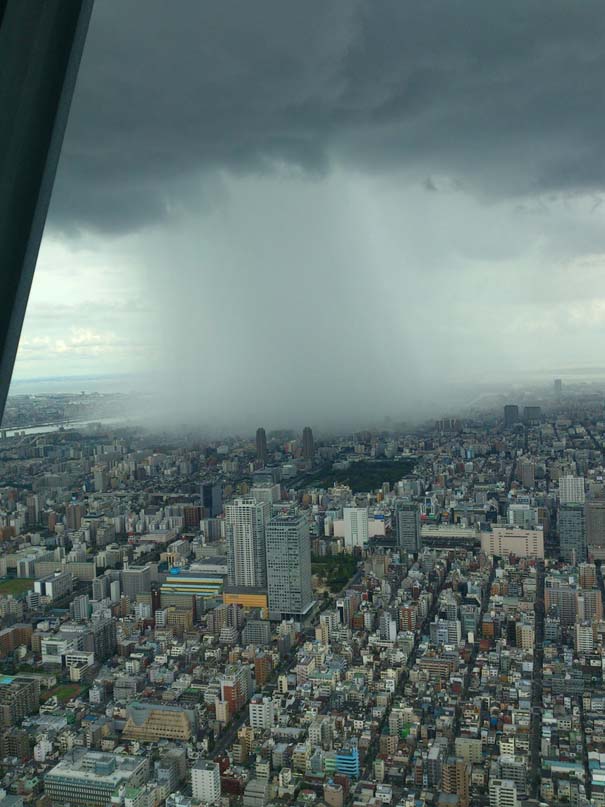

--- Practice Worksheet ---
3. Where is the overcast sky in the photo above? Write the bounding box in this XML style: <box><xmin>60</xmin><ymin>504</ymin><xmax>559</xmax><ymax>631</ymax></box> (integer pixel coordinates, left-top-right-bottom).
<box><xmin>13</xmin><ymin>1</ymin><xmax>605</xmax><ymax>428</ymax></box>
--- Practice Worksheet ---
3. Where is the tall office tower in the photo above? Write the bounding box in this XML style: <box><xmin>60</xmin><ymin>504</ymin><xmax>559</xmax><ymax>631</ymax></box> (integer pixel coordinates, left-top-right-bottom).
<box><xmin>201</xmin><ymin>482</ymin><xmax>223</xmax><ymax>518</ymax></box>
<box><xmin>191</xmin><ymin>760</ymin><xmax>221</xmax><ymax>805</ymax></box>
<box><xmin>394</xmin><ymin>500</ymin><xmax>422</xmax><ymax>554</ymax></box>
<box><xmin>343</xmin><ymin>507</ymin><xmax>369</xmax><ymax>549</ymax></box>
<box><xmin>121</xmin><ymin>564</ymin><xmax>151</xmax><ymax>601</ymax></box>
<box><xmin>225</xmin><ymin>498</ymin><xmax>270</xmax><ymax>588</ymax></box>
<box><xmin>559</xmin><ymin>503</ymin><xmax>587</xmax><ymax>563</ymax></box>
<box><xmin>586</xmin><ymin>499</ymin><xmax>605</xmax><ymax>559</ymax></box>
<box><xmin>559</xmin><ymin>475</ymin><xmax>585</xmax><ymax>504</ymax></box>
<box><xmin>554</xmin><ymin>378</ymin><xmax>563</xmax><ymax>397</ymax></box>
<box><xmin>256</xmin><ymin>427</ymin><xmax>267</xmax><ymax>463</ymax></box>
<box><xmin>523</xmin><ymin>405</ymin><xmax>542</xmax><ymax>423</ymax></box>
<box><xmin>26</xmin><ymin>494</ymin><xmax>39</xmax><ymax>526</ymax></box>
<box><xmin>503</xmin><ymin>405</ymin><xmax>519</xmax><ymax>429</ymax></box>
<box><xmin>302</xmin><ymin>426</ymin><xmax>314</xmax><ymax>461</ymax></box>
<box><xmin>266</xmin><ymin>512</ymin><xmax>313</xmax><ymax>621</ymax></box>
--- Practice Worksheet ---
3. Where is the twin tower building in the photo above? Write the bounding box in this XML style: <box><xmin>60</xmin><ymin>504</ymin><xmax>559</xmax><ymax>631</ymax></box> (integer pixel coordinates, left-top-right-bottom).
<box><xmin>225</xmin><ymin>496</ymin><xmax>421</xmax><ymax>625</ymax></box>
<box><xmin>225</xmin><ymin>499</ymin><xmax>313</xmax><ymax>623</ymax></box>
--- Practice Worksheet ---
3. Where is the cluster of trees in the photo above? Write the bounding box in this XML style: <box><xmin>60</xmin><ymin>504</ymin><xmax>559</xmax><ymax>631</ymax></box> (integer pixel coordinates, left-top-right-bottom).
<box><xmin>311</xmin><ymin>553</ymin><xmax>358</xmax><ymax>593</ymax></box>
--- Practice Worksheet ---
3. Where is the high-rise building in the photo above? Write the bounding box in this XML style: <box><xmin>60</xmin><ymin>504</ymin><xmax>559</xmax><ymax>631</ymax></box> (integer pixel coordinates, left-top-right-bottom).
<box><xmin>379</xmin><ymin>612</ymin><xmax>397</xmax><ymax>641</ymax></box>
<box><xmin>517</xmin><ymin>458</ymin><xmax>535</xmax><ymax>489</ymax></box>
<box><xmin>92</xmin><ymin>575</ymin><xmax>109</xmax><ymax>601</ymax></box>
<box><xmin>71</xmin><ymin>594</ymin><xmax>90</xmax><ymax>621</ymax></box>
<box><xmin>503</xmin><ymin>405</ymin><xmax>519</xmax><ymax>429</ymax></box>
<box><xmin>93</xmin><ymin>466</ymin><xmax>109</xmax><ymax>493</ymax></box>
<box><xmin>256</xmin><ymin>427</ymin><xmax>267</xmax><ymax>463</ymax></box>
<box><xmin>225</xmin><ymin>498</ymin><xmax>270</xmax><ymax>589</ymax></box>
<box><xmin>545</xmin><ymin>575</ymin><xmax>578</xmax><ymax>626</ymax></box>
<box><xmin>155</xmin><ymin>749</ymin><xmax>187</xmax><ymax>796</ymax></box>
<box><xmin>394</xmin><ymin>500</ymin><xmax>422</xmax><ymax>554</ymax></box>
<box><xmin>554</xmin><ymin>378</ymin><xmax>563</xmax><ymax>397</ymax></box>
<box><xmin>110</xmin><ymin>580</ymin><xmax>121</xmax><ymax>602</ymax></box>
<box><xmin>191</xmin><ymin>759</ymin><xmax>221</xmax><ymax>805</ymax></box>
<box><xmin>249</xmin><ymin>694</ymin><xmax>274</xmax><ymax>730</ymax></box>
<box><xmin>576</xmin><ymin>588</ymin><xmax>602</xmax><ymax>621</ymax></box>
<box><xmin>66</xmin><ymin>502</ymin><xmax>84</xmax><ymax>531</ymax></box>
<box><xmin>34</xmin><ymin>571</ymin><xmax>73</xmax><ymax>602</ymax></box>
<box><xmin>442</xmin><ymin>757</ymin><xmax>471</xmax><ymax>807</ymax></box>
<box><xmin>201</xmin><ymin>482</ymin><xmax>223</xmax><ymax>518</ymax></box>
<box><xmin>90</xmin><ymin>614</ymin><xmax>117</xmax><ymax>661</ymax></box>
<box><xmin>430</xmin><ymin>618</ymin><xmax>462</xmax><ymax>645</ymax></box>
<box><xmin>586</xmin><ymin>499</ymin><xmax>605</xmax><ymax>559</ymax></box>
<box><xmin>523</xmin><ymin>405</ymin><xmax>542</xmax><ymax>423</ymax></box>
<box><xmin>489</xmin><ymin>778</ymin><xmax>519</xmax><ymax>807</ymax></box>
<box><xmin>559</xmin><ymin>503</ymin><xmax>587</xmax><ymax>563</ymax></box>
<box><xmin>343</xmin><ymin>507</ymin><xmax>369</xmax><ymax>549</ymax></box>
<box><xmin>254</xmin><ymin>652</ymin><xmax>273</xmax><ymax>685</ymax></box>
<box><xmin>0</xmin><ymin>676</ymin><xmax>39</xmax><ymax>726</ymax></box>
<box><xmin>266</xmin><ymin>512</ymin><xmax>313</xmax><ymax>620</ymax></box>
<box><xmin>559</xmin><ymin>475</ymin><xmax>585</xmax><ymax>504</ymax></box>
<box><xmin>579</xmin><ymin>562</ymin><xmax>597</xmax><ymax>588</ymax></box>
<box><xmin>121</xmin><ymin>565</ymin><xmax>151</xmax><ymax>602</ymax></box>
<box><xmin>575</xmin><ymin>622</ymin><xmax>595</xmax><ymax>653</ymax></box>
<box><xmin>302</xmin><ymin>426</ymin><xmax>314</xmax><ymax>462</ymax></box>
<box><xmin>220</xmin><ymin>663</ymin><xmax>253</xmax><ymax>715</ymax></box>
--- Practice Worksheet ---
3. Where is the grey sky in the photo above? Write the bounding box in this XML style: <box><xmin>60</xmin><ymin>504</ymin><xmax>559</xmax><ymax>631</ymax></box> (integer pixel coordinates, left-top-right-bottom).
<box><xmin>14</xmin><ymin>1</ymin><xmax>605</xmax><ymax>428</ymax></box>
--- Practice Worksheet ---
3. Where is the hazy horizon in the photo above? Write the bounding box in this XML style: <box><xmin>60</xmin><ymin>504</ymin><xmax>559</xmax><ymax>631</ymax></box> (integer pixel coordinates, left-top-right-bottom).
<box><xmin>12</xmin><ymin>1</ymin><xmax>605</xmax><ymax>429</ymax></box>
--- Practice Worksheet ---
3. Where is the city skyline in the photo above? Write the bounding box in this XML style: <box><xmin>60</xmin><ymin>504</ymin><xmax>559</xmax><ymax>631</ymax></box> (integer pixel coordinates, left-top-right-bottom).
<box><xmin>0</xmin><ymin>374</ymin><xmax>603</xmax><ymax>804</ymax></box>
<box><xmin>5</xmin><ymin>4</ymin><xmax>605</xmax><ymax>806</ymax></box>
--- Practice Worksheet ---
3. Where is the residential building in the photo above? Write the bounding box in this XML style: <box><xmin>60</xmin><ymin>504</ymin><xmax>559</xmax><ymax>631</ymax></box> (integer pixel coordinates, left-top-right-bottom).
<box><xmin>225</xmin><ymin>498</ymin><xmax>270</xmax><ymax>589</ymax></box>
<box><xmin>191</xmin><ymin>760</ymin><xmax>221</xmax><ymax>805</ymax></box>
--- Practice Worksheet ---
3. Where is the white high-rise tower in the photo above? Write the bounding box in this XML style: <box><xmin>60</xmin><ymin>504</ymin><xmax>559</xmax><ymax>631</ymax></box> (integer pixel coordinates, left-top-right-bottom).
<box><xmin>225</xmin><ymin>498</ymin><xmax>270</xmax><ymax>588</ymax></box>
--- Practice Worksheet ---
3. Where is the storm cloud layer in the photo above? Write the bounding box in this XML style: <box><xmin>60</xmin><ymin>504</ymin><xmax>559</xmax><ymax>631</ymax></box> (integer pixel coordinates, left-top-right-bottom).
<box><xmin>13</xmin><ymin>1</ymin><xmax>605</xmax><ymax>430</ymax></box>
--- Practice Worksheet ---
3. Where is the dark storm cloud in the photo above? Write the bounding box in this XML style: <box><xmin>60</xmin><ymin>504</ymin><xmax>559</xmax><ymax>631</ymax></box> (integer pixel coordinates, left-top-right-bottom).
<box><xmin>49</xmin><ymin>0</ymin><xmax>605</xmax><ymax>235</ymax></box>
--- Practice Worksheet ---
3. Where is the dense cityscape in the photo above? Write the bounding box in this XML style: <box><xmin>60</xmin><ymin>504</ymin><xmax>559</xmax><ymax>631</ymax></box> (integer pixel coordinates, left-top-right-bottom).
<box><xmin>5</xmin><ymin>3</ymin><xmax>605</xmax><ymax>807</ymax></box>
<box><xmin>0</xmin><ymin>380</ymin><xmax>600</xmax><ymax>807</ymax></box>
